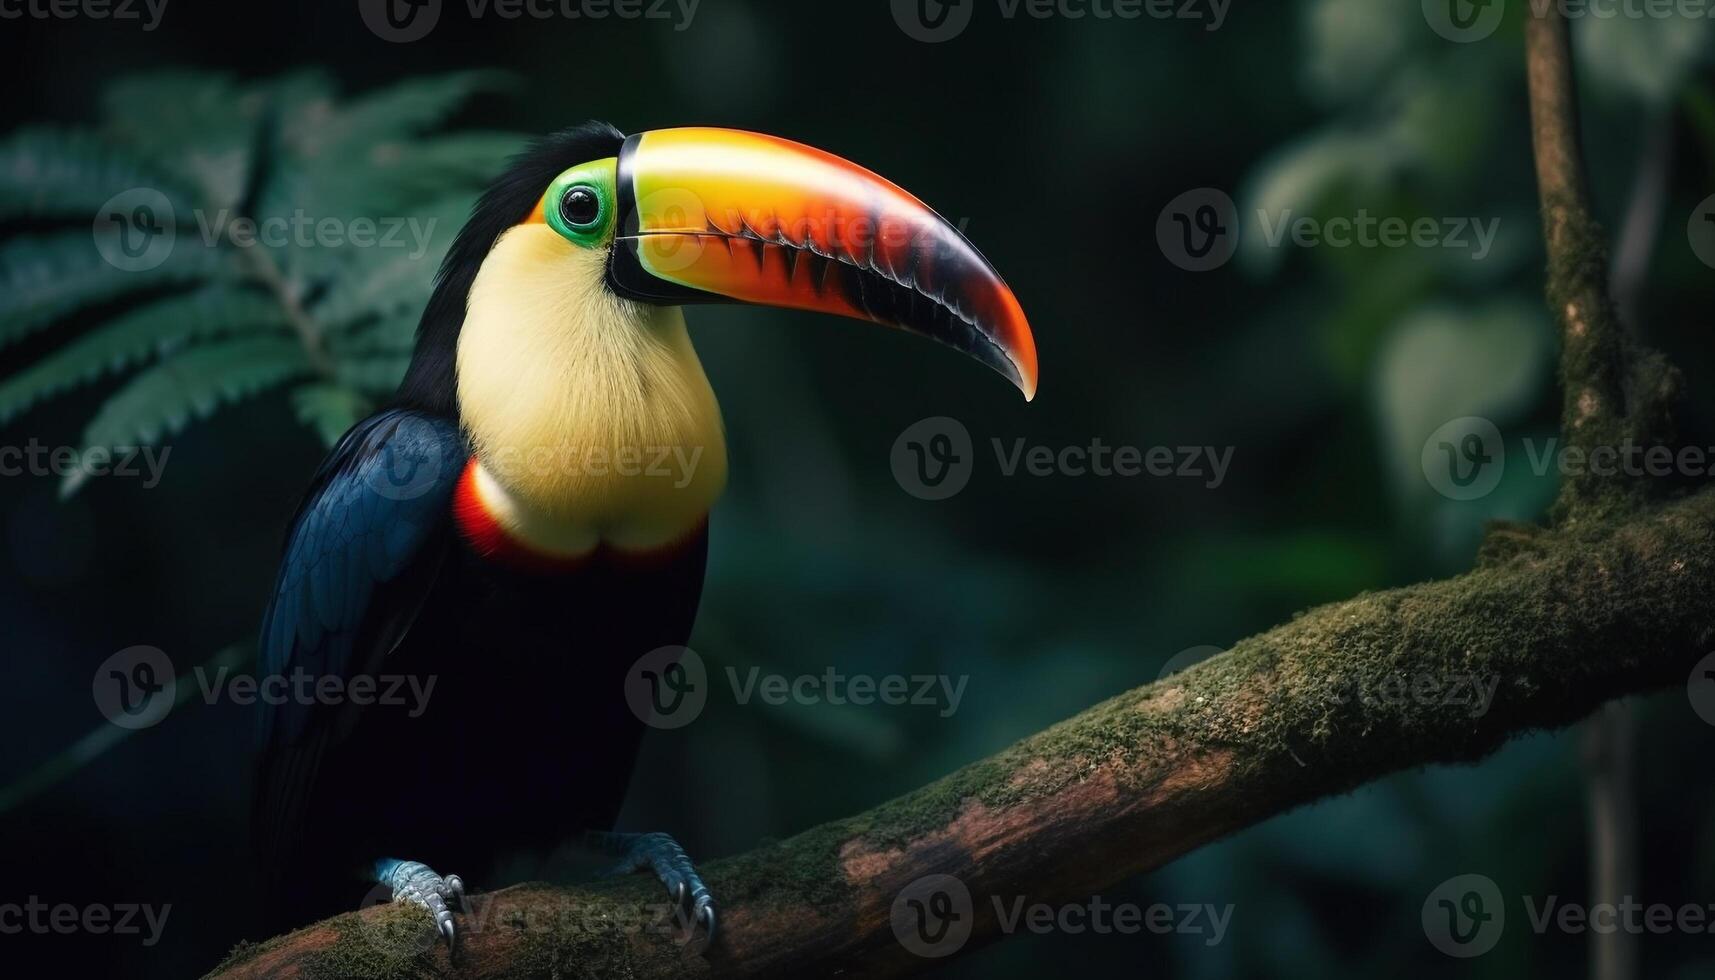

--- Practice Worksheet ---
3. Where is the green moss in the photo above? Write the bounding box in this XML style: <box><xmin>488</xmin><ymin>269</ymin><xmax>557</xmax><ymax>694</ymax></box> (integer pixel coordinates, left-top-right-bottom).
<box><xmin>216</xmin><ymin>488</ymin><xmax>1715</xmax><ymax>980</ymax></box>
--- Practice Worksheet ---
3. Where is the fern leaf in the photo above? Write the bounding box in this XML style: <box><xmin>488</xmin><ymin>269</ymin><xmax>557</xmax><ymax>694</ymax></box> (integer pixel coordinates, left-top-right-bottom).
<box><xmin>291</xmin><ymin>383</ymin><xmax>371</xmax><ymax>447</ymax></box>
<box><xmin>61</xmin><ymin>337</ymin><xmax>312</xmax><ymax>497</ymax></box>
<box><xmin>0</xmin><ymin>287</ymin><xmax>287</xmax><ymax>425</ymax></box>
<box><xmin>0</xmin><ymin>230</ymin><xmax>228</xmax><ymax>349</ymax></box>
<box><xmin>100</xmin><ymin>70</ymin><xmax>261</xmax><ymax>208</ymax></box>
<box><xmin>307</xmin><ymin>194</ymin><xmax>470</xmax><ymax>329</ymax></box>
<box><xmin>0</xmin><ymin>127</ymin><xmax>191</xmax><ymax>220</ymax></box>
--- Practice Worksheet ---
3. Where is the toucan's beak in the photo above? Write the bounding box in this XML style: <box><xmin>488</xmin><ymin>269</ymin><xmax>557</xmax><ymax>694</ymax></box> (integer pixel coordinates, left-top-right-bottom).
<box><xmin>605</xmin><ymin>127</ymin><xmax>1038</xmax><ymax>400</ymax></box>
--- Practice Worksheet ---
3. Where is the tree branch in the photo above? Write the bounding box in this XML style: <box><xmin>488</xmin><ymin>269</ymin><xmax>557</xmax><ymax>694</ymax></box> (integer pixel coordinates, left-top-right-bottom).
<box><xmin>210</xmin><ymin>490</ymin><xmax>1715</xmax><ymax>980</ymax></box>
<box><xmin>1525</xmin><ymin>7</ymin><xmax>1680</xmax><ymax>520</ymax></box>
<box><xmin>207</xmin><ymin>10</ymin><xmax>1711</xmax><ymax>980</ymax></box>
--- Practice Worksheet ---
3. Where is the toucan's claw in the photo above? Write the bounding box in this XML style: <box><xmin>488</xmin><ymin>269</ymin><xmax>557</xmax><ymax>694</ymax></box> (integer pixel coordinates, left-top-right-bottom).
<box><xmin>377</xmin><ymin>859</ymin><xmax>466</xmax><ymax>954</ymax></box>
<box><xmin>690</xmin><ymin>892</ymin><xmax>715</xmax><ymax>946</ymax></box>
<box><xmin>588</xmin><ymin>831</ymin><xmax>718</xmax><ymax>947</ymax></box>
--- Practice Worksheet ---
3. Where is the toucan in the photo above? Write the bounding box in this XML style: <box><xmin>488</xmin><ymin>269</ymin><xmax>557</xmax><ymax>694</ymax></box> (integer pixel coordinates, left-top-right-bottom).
<box><xmin>252</xmin><ymin>122</ymin><xmax>1038</xmax><ymax>949</ymax></box>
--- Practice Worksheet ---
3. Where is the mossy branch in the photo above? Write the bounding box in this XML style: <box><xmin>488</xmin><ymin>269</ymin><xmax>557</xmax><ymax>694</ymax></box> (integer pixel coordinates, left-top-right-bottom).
<box><xmin>206</xmin><ymin>11</ymin><xmax>1712</xmax><ymax>980</ymax></box>
<box><xmin>209</xmin><ymin>489</ymin><xmax>1715</xmax><ymax>980</ymax></box>
<box><xmin>1526</xmin><ymin>7</ymin><xmax>1681</xmax><ymax>521</ymax></box>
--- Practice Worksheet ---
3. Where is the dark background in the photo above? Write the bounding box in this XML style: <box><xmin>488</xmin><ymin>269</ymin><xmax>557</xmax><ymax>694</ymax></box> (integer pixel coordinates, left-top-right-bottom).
<box><xmin>1</xmin><ymin>0</ymin><xmax>1713</xmax><ymax>976</ymax></box>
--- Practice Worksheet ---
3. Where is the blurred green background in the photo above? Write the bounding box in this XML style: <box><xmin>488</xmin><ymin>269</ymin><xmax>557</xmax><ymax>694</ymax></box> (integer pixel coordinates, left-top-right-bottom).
<box><xmin>0</xmin><ymin>0</ymin><xmax>1713</xmax><ymax>976</ymax></box>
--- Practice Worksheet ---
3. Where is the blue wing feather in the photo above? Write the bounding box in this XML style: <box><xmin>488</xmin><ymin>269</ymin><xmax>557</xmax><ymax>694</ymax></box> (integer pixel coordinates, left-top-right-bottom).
<box><xmin>256</xmin><ymin>409</ymin><xmax>466</xmax><ymax>748</ymax></box>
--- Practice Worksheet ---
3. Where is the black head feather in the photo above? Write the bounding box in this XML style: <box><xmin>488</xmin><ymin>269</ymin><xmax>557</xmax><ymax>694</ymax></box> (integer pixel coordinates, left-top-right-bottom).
<box><xmin>392</xmin><ymin>121</ymin><xmax>627</xmax><ymax>417</ymax></box>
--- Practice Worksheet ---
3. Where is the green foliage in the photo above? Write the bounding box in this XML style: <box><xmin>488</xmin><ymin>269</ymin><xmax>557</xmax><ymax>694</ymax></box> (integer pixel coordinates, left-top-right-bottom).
<box><xmin>62</xmin><ymin>337</ymin><xmax>313</xmax><ymax>497</ymax></box>
<box><xmin>0</xmin><ymin>286</ymin><xmax>285</xmax><ymax>424</ymax></box>
<box><xmin>0</xmin><ymin>70</ymin><xmax>526</xmax><ymax>494</ymax></box>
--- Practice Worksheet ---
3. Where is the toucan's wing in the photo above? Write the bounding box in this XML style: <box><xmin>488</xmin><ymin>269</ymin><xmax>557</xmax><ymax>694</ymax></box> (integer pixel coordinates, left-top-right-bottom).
<box><xmin>252</xmin><ymin>409</ymin><xmax>466</xmax><ymax>867</ymax></box>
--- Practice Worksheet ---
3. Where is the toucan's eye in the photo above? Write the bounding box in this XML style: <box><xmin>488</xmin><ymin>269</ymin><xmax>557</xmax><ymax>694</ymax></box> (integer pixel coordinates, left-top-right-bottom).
<box><xmin>542</xmin><ymin>160</ymin><xmax>617</xmax><ymax>247</ymax></box>
<box><xmin>560</xmin><ymin>186</ymin><xmax>602</xmax><ymax>228</ymax></box>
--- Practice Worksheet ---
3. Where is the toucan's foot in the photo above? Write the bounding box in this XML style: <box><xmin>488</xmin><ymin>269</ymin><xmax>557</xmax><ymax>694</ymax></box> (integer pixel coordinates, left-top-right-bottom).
<box><xmin>374</xmin><ymin>859</ymin><xmax>465</xmax><ymax>952</ymax></box>
<box><xmin>588</xmin><ymin>831</ymin><xmax>715</xmax><ymax>945</ymax></box>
